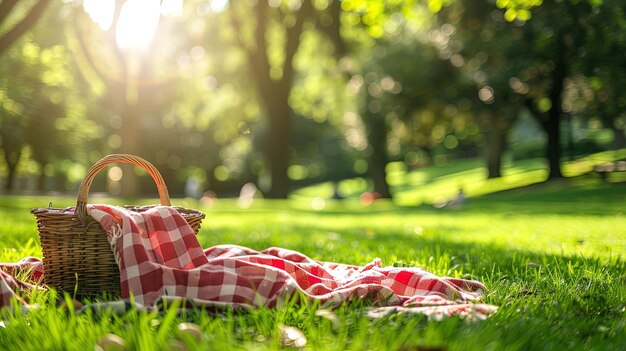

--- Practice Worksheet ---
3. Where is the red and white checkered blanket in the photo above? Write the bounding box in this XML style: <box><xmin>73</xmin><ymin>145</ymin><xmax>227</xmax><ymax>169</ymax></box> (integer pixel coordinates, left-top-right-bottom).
<box><xmin>0</xmin><ymin>205</ymin><xmax>497</xmax><ymax>319</ymax></box>
<box><xmin>0</xmin><ymin>257</ymin><xmax>44</xmax><ymax>308</ymax></box>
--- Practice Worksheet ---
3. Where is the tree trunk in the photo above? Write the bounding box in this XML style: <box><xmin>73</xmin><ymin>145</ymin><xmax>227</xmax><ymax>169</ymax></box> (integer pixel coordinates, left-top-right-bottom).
<box><xmin>264</xmin><ymin>90</ymin><xmax>292</xmax><ymax>198</ymax></box>
<box><xmin>73</xmin><ymin>1</ymin><xmax>142</xmax><ymax>198</ymax></box>
<box><xmin>54</xmin><ymin>170</ymin><xmax>67</xmax><ymax>192</ymax></box>
<box><xmin>545</xmin><ymin>92</ymin><xmax>564</xmax><ymax>178</ymax></box>
<box><xmin>0</xmin><ymin>0</ymin><xmax>51</xmax><ymax>55</ymax></box>
<box><xmin>598</xmin><ymin>106</ymin><xmax>626</xmax><ymax>150</ymax></box>
<box><xmin>545</xmin><ymin>114</ymin><xmax>562</xmax><ymax>178</ymax></box>
<box><xmin>485</xmin><ymin>122</ymin><xmax>507</xmax><ymax>179</ymax></box>
<box><xmin>228</xmin><ymin>1</ymin><xmax>313</xmax><ymax>199</ymax></box>
<box><xmin>118</xmin><ymin>102</ymin><xmax>141</xmax><ymax>198</ymax></box>
<box><xmin>485</xmin><ymin>111</ymin><xmax>514</xmax><ymax>179</ymax></box>
<box><xmin>36</xmin><ymin>162</ymin><xmax>46</xmax><ymax>191</ymax></box>
<box><xmin>316</xmin><ymin>0</ymin><xmax>347</xmax><ymax>57</ymax></box>
<box><xmin>366</xmin><ymin>114</ymin><xmax>392</xmax><ymax>198</ymax></box>
<box><xmin>5</xmin><ymin>166</ymin><xmax>17</xmax><ymax>191</ymax></box>
<box><xmin>115</xmin><ymin>50</ymin><xmax>152</xmax><ymax>199</ymax></box>
<box><xmin>545</xmin><ymin>36</ymin><xmax>567</xmax><ymax>179</ymax></box>
<box><xmin>2</xmin><ymin>147</ymin><xmax>21</xmax><ymax>191</ymax></box>
<box><xmin>612</xmin><ymin>126</ymin><xmax>626</xmax><ymax>150</ymax></box>
<box><xmin>566</xmin><ymin>114</ymin><xmax>575</xmax><ymax>161</ymax></box>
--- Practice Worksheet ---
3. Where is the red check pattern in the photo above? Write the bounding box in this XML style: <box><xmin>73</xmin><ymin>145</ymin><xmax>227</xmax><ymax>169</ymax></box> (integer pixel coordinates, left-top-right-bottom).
<box><xmin>86</xmin><ymin>205</ymin><xmax>496</xmax><ymax>318</ymax></box>
<box><xmin>0</xmin><ymin>205</ymin><xmax>497</xmax><ymax>319</ymax></box>
<box><xmin>0</xmin><ymin>257</ymin><xmax>43</xmax><ymax>307</ymax></box>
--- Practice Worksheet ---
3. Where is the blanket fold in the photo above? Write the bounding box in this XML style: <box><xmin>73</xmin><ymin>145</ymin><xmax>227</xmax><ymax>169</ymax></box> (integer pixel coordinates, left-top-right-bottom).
<box><xmin>0</xmin><ymin>205</ymin><xmax>497</xmax><ymax>319</ymax></box>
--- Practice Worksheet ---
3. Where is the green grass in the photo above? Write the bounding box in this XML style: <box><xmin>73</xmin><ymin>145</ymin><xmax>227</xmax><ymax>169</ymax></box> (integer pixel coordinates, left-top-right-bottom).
<box><xmin>294</xmin><ymin>149</ymin><xmax>626</xmax><ymax>206</ymax></box>
<box><xmin>0</xmin><ymin>163</ymin><xmax>625</xmax><ymax>350</ymax></box>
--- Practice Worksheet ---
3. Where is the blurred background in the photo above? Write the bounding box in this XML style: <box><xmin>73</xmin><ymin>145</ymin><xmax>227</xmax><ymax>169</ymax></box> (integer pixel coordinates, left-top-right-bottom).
<box><xmin>0</xmin><ymin>0</ymin><xmax>625</xmax><ymax>204</ymax></box>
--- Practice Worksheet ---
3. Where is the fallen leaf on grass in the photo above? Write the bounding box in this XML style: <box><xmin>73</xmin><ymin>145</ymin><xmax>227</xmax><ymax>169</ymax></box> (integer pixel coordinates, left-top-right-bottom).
<box><xmin>95</xmin><ymin>333</ymin><xmax>128</xmax><ymax>351</ymax></box>
<box><xmin>315</xmin><ymin>308</ymin><xmax>341</xmax><ymax>329</ymax></box>
<box><xmin>279</xmin><ymin>324</ymin><xmax>307</xmax><ymax>348</ymax></box>
<box><xmin>177</xmin><ymin>322</ymin><xmax>202</xmax><ymax>342</ymax></box>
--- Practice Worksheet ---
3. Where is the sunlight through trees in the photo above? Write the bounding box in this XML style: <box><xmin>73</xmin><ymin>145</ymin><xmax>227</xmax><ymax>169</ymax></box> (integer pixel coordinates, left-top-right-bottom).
<box><xmin>1</xmin><ymin>0</ymin><xmax>625</xmax><ymax>199</ymax></box>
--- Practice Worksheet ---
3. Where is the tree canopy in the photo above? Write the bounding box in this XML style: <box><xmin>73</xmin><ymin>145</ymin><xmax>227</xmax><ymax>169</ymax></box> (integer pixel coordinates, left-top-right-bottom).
<box><xmin>1</xmin><ymin>0</ymin><xmax>625</xmax><ymax>199</ymax></box>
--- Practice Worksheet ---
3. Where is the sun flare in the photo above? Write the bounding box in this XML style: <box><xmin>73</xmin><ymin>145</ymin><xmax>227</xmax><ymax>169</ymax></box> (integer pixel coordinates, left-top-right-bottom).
<box><xmin>115</xmin><ymin>0</ymin><xmax>161</xmax><ymax>50</ymax></box>
<box><xmin>83</xmin><ymin>0</ymin><xmax>162</xmax><ymax>50</ymax></box>
<box><xmin>82</xmin><ymin>0</ymin><xmax>115</xmax><ymax>30</ymax></box>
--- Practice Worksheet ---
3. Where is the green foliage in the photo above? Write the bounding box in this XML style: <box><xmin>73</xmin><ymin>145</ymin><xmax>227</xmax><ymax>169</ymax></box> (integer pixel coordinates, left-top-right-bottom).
<box><xmin>2</xmin><ymin>0</ymin><xmax>626</xmax><ymax>202</ymax></box>
<box><xmin>495</xmin><ymin>0</ymin><xmax>543</xmax><ymax>21</ymax></box>
<box><xmin>0</xmin><ymin>1</ymin><xmax>103</xmax><ymax>190</ymax></box>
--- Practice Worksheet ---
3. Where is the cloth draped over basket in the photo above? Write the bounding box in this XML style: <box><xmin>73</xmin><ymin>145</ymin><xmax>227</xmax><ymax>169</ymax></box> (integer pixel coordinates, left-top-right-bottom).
<box><xmin>2</xmin><ymin>204</ymin><xmax>497</xmax><ymax>320</ymax></box>
<box><xmin>30</xmin><ymin>154</ymin><xmax>205</xmax><ymax>297</ymax></box>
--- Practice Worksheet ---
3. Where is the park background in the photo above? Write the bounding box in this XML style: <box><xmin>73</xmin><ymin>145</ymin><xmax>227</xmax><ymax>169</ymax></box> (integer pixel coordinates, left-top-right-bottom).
<box><xmin>1</xmin><ymin>0</ymin><xmax>625</xmax><ymax>202</ymax></box>
<box><xmin>0</xmin><ymin>1</ymin><xmax>625</xmax><ymax>350</ymax></box>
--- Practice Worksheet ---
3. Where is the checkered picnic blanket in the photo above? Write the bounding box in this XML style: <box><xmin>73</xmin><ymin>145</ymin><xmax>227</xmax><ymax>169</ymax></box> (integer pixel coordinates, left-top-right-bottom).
<box><xmin>0</xmin><ymin>205</ymin><xmax>497</xmax><ymax>319</ymax></box>
<box><xmin>0</xmin><ymin>257</ymin><xmax>44</xmax><ymax>308</ymax></box>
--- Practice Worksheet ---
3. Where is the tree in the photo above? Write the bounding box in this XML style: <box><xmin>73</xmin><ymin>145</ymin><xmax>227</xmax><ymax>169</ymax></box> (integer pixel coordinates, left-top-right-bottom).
<box><xmin>0</xmin><ymin>40</ymin><xmax>81</xmax><ymax>191</ymax></box>
<box><xmin>0</xmin><ymin>0</ymin><xmax>52</xmax><ymax>190</ymax></box>
<box><xmin>435</xmin><ymin>0</ymin><xmax>534</xmax><ymax>178</ymax></box>
<box><xmin>0</xmin><ymin>113</ymin><xmax>23</xmax><ymax>191</ymax></box>
<box><xmin>574</xmin><ymin>0</ymin><xmax>626</xmax><ymax>150</ymax></box>
<box><xmin>338</xmin><ymin>0</ymin><xmax>546</xmax><ymax>196</ymax></box>
<box><xmin>1</xmin><ymin>34</ymin><xmax>98</xmax><ymax>191</ymax></box>
<box><xmin>71</xmin><ymin>0</ymin><xmax>196</xmax><ymax>196</ymax></box>
<box><xmin>344</xmin><ymin>0</ymin><xmax>626</xmax><ymax>184</ymax></box>
<box><xmin>224</xmin><ymin>1</ymin><xmax>316</xmax><ymax>198</ymax></box>
<box><xmin>0</xmin><ymin>0</ymin><xmax>51</xmax><ymax>54</ymax></box>
<box><xmin>355</xmin><ymin>39</ymin><xmax>468</xmax><ymax>196</ymax></box>
<box><xmin>217</xmin><ymin>0</ymin><xmax>350</xmax><ymax>198</ymax></box>
<box><xmin>521</xmin><ymin>0</ymin><xmax>626</xmax><ymax>178</ymax></box>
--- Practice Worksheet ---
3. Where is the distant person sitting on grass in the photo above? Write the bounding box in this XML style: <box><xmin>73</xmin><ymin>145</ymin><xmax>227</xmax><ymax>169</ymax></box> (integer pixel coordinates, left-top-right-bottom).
<box><xmin>434</xmin><ymin>187</ymin><xmax>466</xmax><ymax>209</ymax></box>
<box><xmin>331</xmin><ymin>182</ymin><xmax>344</xmax><ymax>200</ymax></box>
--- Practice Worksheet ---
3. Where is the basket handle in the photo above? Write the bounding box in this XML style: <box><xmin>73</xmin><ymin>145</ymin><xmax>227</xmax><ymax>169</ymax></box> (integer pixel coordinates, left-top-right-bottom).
<box><xmin>75</xmin><ymin>154</ymin><xmax>171</xmax><ymax>223</ymax></box>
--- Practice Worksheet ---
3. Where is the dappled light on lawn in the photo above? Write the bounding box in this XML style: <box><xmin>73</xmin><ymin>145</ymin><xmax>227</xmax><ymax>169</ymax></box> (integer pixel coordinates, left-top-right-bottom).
<box><xmin>0</xmin><ymin>183</ymin><xmax>626</xmax><ymax>350</ymax></box>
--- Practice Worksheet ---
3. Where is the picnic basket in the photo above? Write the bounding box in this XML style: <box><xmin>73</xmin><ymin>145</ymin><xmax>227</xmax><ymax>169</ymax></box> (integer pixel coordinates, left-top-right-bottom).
<box><xmin>31</xmin><ymin>154</ymin><xmax>205</xmax><ymax>297</ymax></box>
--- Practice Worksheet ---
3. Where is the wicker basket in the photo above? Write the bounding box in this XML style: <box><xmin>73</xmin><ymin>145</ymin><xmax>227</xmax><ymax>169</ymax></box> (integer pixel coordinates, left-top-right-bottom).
<box><xmin>31</xmin><ymin>154</ymin><xmax>205</xmax><ymax>297</ymax></box>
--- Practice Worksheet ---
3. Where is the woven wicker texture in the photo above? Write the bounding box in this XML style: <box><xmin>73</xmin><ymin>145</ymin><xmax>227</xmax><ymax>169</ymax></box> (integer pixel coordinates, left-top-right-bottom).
<box><xmin>31</xmin><ymin>154</ymin><xmax>205</xmax><ymax>297</ymax></box>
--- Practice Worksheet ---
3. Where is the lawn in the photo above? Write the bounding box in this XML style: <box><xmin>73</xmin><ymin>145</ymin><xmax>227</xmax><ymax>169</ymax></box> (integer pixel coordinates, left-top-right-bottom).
<box><xmin>0</xmin><ymin>165</ymin><xmax>625</xmax><ymax>350</ymax></box>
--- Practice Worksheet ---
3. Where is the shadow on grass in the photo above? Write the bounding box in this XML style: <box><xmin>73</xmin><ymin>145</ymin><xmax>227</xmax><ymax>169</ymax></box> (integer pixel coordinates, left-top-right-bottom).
<box><xmin>197</xmin><ymin>218</ymin><xmax>626</xmax><ymax>351</ymax></box>
<box><xmin>0</xmin><ymin>193</ymin><xmax>624</xmax><ymax>351</ymax></box>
